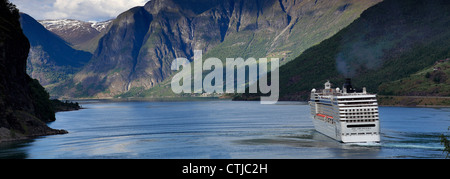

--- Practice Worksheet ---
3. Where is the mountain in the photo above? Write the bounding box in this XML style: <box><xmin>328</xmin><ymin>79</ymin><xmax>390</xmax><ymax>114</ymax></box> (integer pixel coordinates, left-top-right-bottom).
<box><xmin>0</xmin><ymin>0</ymin><xmax>66</xmax><ymax>142</ymax></box>
<box><xmin>378</xmin><ymin>59</ymin><xmax>450</xmax><ymax>97</ymax></box>
<box><xmin>377</xmin><ymin>59</ymin><xmax>450</xmax><ymax>106</ymax></box>
<box><xmin>39</xmin><ymin>19</ymin><xmax>112</xmax><ymax>46</ymax></box>
<box><xmin>238</xmin><ymin>0</ymin><xmax>450</xmax><ymax>101</ymax></box>
<box><xmin>39</xmin><ymin>19</ymin><xmax>113</xmax><ymax>53</ymax></box>
<box><xmin>52</xmin><ymin>0</ymin><xmax>381</xmax><ymax>98</ymax></box>
<box><xmin>20</xmin><ymin>13</ymin><xmax>92</xmax><ymax>88</ymax></box>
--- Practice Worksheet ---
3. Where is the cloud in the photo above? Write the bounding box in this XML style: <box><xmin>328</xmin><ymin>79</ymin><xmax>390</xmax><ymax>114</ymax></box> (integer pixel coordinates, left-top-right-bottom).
<box><xmin>11</xmin><ymin>0</ymin><xmax>148</xmax><ymax>21</ymax></box>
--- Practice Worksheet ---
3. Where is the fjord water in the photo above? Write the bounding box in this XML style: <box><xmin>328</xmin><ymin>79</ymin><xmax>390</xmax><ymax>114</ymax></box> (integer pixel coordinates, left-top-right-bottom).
<box><xmin>0</xmin><ymin>100</ymin><xmax>448</xmax><ymax>159</ymax></box>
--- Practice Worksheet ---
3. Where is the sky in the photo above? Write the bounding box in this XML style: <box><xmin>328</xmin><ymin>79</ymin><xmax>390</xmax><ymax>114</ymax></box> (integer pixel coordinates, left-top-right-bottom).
<box><xmin>10</xmin><ymin>0</ymin><xmax>149</xmax><ymax>22</ymax></box>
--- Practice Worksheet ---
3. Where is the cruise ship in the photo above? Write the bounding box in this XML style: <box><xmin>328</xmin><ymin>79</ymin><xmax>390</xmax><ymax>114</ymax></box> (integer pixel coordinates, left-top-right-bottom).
<box><xmin>309</xmin><ymin>79</ymin><xmax>380</xmax><ymax>143</ymax></box>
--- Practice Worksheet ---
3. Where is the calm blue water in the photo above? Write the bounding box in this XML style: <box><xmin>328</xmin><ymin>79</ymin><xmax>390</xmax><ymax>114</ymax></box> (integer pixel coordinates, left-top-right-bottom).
<box><xmin>0</xmin><ymin>100</ymin><xmax>449</xmax><ymax>159</ymax></box>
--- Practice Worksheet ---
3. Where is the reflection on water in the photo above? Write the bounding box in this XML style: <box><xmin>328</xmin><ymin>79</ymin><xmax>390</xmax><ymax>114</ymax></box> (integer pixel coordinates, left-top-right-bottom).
<box><xmin>0</xmin><ymin>101</ymin><xmax>448</xmax><ymax>159</ymax></box>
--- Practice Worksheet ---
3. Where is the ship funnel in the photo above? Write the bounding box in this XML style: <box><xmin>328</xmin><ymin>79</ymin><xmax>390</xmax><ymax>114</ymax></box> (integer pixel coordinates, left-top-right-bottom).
<box><xmin>343</xmin><ymin>78</ymin><xmax>355</xmax><ymax>93</ymax></box>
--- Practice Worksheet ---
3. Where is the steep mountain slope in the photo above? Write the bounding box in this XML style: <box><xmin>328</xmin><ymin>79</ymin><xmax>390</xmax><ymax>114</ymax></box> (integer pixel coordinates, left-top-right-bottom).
<box><xmin>20</xmin><ymin>13</ymin><xmax>92</xmax><ymax>87</ymax></box>
<box><xmin>376</xmin><ymin>59</ymin><xmax>450</xmax><ymax>106</ymax></box>
<box><xmin>54</xmin><ymin>0</ymin><xmax>380</xmax><ymax>98</ymax></box>
<box><xmin>240</xmin><ymin>0</ymin><xmax>450</xmax><ymax>101</ymax></box>
<box><xmin>378</xmin><ymin>59</ymin><xmax>450</xmax><ymax>96</ymax></box>
<box><xmin>0</xmin><ymin>0</ymin><xmax>66</xmax><ymax>142</ymax></box>
<box><xmin>203</xmin><ymin>0</ymin><xmax>382</xmax><ymax>63</ymax></box>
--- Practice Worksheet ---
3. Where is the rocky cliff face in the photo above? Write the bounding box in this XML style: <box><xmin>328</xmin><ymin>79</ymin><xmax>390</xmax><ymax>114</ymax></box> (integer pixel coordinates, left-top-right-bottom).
<box><xmin>0</xmin><ymin>0</ymin><xmax>66</xmax><ymax>142</ymax></box>
<box><xmin>54</xmin><ymin>0</ymin><xmax>381</xmax><ymax>98</ymax></box>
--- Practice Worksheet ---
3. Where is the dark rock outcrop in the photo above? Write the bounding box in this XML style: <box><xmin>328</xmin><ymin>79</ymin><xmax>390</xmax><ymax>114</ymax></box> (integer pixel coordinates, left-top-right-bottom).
<box><xmin>0</xmin><ymin>0</ymin><xmax>67</xmax><ymax>142</ymax></box>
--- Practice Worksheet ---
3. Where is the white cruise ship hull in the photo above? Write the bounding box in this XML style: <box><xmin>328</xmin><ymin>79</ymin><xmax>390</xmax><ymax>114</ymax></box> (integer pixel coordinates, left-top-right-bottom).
<box><xmin>310</xmin><ymin>104</ymin><xmax>381</xmax><ymax>143</ymax></box>
<box><xmin>309</xmin><ymin>80</ymin><xmax>381</xmax><ymax>143</ymax></box>
<box><xmin>312</xmin><ymin>116</ymin><xmax>340</xmax><ymax>141</ymax></box>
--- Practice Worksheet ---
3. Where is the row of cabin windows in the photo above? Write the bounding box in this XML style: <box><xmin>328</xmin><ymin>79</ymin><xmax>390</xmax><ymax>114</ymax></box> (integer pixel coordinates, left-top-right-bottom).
<box><xmin>342</xmin><ymin>132</ymin><xmax>378</xmax><ymax>136</ymax></box>
<box><xmin>345</xmin><ymin>119</ymin><xmax>377</xmax><ymax>123</ymax></box>
<box><xmin>337</xmin><ymin>98</ymin><xmax>375</xmax><ymax>101</ymax></box>
<box><xmin>339</xmin><ymin>102</ymin><xmax>377</xmax><ymax>105</ymax></box>
<box><xmin>345</xmin><ymin>112</ymin><xmax>378</xmax><ymax>116</ymax></box>
<box><xmin>345</xmin><ymin>115</ymin><xmax>378</xmax><ymax>120</ymax></box>
<box><xmin>342</xmin><ymin>108</ymin><xmax>377</xmax><ymax>112</ymax></box>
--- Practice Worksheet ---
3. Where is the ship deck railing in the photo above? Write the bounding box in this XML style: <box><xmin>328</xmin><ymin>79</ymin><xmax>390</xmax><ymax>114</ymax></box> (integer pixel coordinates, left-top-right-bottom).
<box><xmin>313</xmin><ymin>91</ymin><xmax>376</xmax><ymax>96</ymax></box>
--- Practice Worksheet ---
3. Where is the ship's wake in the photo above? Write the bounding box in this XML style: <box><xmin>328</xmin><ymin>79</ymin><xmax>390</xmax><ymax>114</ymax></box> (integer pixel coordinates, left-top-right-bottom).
<box><xmin>345</xmin><ymin>141</ymin><xmax>381</xmax><ymax>147</ymax></box>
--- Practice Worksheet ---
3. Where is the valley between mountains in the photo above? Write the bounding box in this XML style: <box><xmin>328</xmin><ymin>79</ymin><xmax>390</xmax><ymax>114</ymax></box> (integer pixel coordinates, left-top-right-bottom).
<box><xmin>23</xmin><ymin>0</ymin><xmax>381</xmax><ymax>99</ymax></box>
<box><xmin>21</xmin><ymin>0</ymin><xmax>450</xmax><ymax>106</ymax></box>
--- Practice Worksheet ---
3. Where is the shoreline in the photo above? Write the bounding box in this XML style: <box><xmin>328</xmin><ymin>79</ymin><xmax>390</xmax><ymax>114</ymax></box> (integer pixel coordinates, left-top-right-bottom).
<box><xmin>61</xmin><ymin>96</ymin><xmax>450</xmax><ymax>108</ymax></box>
<box><xmin>0</xmin><ymin>99</ymin><xmax>80</xmax><ymax>144</ymax></box>
<box><xmin>61</xmin><ymin>97</ymin><xmax>229</xmax><ymax>103</ymax></box>
<box><xmin>377</xmin><ymin>104</ymin><xmax>450</xmax><ymax>108</ymax></box>
<box><xmin>377</xmin><ymin>95</ymin><xmax>450</xmax><ymax>108</ymax></box>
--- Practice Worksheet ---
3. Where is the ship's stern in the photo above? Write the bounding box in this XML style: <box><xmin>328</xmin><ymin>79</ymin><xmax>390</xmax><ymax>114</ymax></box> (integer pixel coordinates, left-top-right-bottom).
<box><xmin>340</xmin><ymin>121</ymin><xmax>380</xmax><ymax>143</ymax></box>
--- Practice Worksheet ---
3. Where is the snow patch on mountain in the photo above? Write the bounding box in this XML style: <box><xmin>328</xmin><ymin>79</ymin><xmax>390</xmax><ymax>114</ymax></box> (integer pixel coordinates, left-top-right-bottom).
<box><xmin>37</xmin><ymin>19</ymin><xmax>113</xmax><ymax>45</ymax></box>
<box><xmin>39</xmin><ymin>19</ymin><xmax>112</xmax><ymax>33</ymax></box>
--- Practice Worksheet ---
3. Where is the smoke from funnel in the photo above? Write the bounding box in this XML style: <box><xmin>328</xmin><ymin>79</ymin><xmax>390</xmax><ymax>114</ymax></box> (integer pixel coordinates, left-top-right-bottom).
<box><xmin>335</xmin><ymin>38</ymin><xmax>386</xmax><ymax>78</ymax></box>
<box><xmin>336</xmin><ymin>52</ymin><xmax>354</xmax><ymax>78</ymax></box>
